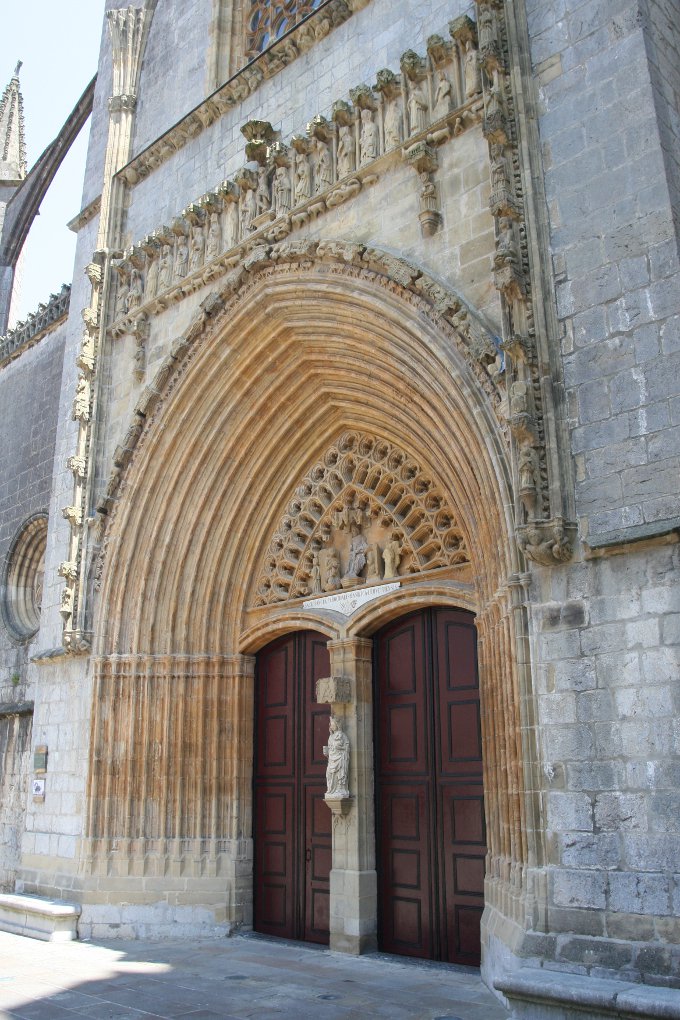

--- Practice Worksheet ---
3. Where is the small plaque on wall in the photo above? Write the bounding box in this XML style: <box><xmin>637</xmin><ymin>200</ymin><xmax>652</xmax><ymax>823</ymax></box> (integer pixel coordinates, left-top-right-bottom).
<box><xmin>34</xmin><ymin>745</ymin><xmax>48</xmax><ymax>773</ymax></box>
<box><xmin>32</xmin><ymin>778</ymin><xmax>46</xmax><ymax>801</ymax></box>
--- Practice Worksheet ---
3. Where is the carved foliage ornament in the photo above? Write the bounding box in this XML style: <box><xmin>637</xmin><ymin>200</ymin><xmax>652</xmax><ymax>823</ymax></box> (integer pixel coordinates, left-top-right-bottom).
<box><xmin>254</xmin><ymin>431</ymin><xmax>469</xmax><ymax>606</ymax></box>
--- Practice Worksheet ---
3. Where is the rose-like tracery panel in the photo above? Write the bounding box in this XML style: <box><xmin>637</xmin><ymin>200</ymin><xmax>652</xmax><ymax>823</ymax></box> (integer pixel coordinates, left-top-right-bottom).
<box><xmin>246</xmin><ymin>0</ymin><xmax>324</xmax><ymax>58</ymax></box>
<box><xmin>254</xmin><ymin>431</ymin><xmax>469</xmax><ymax>606</ymax></box>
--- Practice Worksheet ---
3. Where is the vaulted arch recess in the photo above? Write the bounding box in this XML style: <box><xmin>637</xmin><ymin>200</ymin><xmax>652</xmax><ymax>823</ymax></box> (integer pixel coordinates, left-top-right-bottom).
<box><xmin>86</xmin><ymin>253</ymin><xmax>543</xmax><ymax>962</ymax></box>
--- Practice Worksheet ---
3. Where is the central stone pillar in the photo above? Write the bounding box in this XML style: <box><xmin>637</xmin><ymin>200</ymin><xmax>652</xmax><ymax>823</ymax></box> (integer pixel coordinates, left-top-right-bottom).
<box><xmin>325</xmin><ymin>636</ymin><xmax>377</xmax><ymax>954</ymax></box>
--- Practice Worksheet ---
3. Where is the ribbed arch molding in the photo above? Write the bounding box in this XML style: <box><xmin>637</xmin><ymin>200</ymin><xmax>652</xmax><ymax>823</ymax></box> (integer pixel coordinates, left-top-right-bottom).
<box><xmin>96</xmin><ymin>250</ymin><xmax>515</xmax><ymax>657</ymax></box>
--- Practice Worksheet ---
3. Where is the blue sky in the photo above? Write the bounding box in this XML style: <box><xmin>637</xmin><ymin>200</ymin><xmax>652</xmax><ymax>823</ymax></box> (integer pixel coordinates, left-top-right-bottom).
<box><xmin>2</xmin><ymin>3</ymin><xmax>105</xmax><ymax>326</ymax></box>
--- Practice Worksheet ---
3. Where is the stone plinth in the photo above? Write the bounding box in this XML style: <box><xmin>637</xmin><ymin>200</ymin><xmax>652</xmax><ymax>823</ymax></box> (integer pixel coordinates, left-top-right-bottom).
<box><xmin>0</xmin><ymin>893</ymin><xmax>80</xmax><ymax>942</ymax></box>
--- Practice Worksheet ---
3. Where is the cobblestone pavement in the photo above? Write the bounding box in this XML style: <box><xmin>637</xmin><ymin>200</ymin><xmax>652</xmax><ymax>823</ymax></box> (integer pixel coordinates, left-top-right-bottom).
<box><xmin>0</xmin><ymin>931</ymin><xmax>510</xmax><ymax>1019</ymax></box>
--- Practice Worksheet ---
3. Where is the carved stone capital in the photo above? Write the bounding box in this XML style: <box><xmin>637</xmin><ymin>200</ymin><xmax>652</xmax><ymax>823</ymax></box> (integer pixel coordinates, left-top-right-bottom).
<box><xmin>316</xmin><ymin>676</ymin><xmax>352</xmax><ymax>704</ymax></box>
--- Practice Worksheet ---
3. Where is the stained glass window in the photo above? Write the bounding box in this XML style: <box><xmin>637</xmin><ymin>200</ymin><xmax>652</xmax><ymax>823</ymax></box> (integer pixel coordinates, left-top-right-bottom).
<box><xmin>246</xmin><ymin>0</ymin><xmax>324</xmax><ymax>57</ymax></box>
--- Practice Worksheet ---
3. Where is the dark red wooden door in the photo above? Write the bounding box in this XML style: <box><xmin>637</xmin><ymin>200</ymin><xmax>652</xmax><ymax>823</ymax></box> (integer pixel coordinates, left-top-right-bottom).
<box><xmin>254</xmin><ymin>631</ymin><xmax>331</xmax><ymax>944</ymax></box>
<box><xmin>375</xmin><ymin>607</ymin><xmax>485</xmax><ymax>965</ymax></box>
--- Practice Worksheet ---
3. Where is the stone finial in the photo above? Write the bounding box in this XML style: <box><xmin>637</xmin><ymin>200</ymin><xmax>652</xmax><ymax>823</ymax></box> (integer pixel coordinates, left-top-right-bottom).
<box><xmin>0</xmin><ymin>60</ymin><xmax>27</xmax><ymax>180</ymax></box>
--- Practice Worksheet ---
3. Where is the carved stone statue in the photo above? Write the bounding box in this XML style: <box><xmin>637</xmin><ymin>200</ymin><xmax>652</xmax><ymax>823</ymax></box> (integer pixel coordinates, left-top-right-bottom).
<box><xmin>274</xmin><ymin>165</ymin><xmax>292</xmax><ymax>216</ymax></box>
<box><xmin>337</xmin><ymin>124</ymin><xmax>354</xmax><ymax>178</ymax></box>
<box><xmin>383</xmin><ymin>534</ymin><xmax>402</xmax><ymax>578</ymax></box>
<box><xmin>359</xmin><ymin>107</ymin><xmax>379</xmax><ymax>167</ymax></box>
<box><xmin>295</xmin><ymin>150</ymin><xmax>311</xmax><ymax>204</ymax></box>
<box><xmin>365</xmin><ymin>543</ymin><xmax>382</xmax><ymax>583</ymax></box>
<box><xmin>189</xmin><ymin>223</ymin><xmax>205</xmax><ymax>272</ymax></box>
<box><xmin>206</xmin><ymin>212</ymin><xmax>222</xmax><ymax>260</ymax></box>
<box><xmin>240</xmin><ymin>187</ymin><xmax>256</xmax><ymax>234</ymax></box>
<box><xmin>518</xmin><ymin>445</ymin><xmax>539</xmax><ymax>494</ymax></box>
<box><xmin>158</xmin><ymin>245</ymin><xmax>173</xmax><ymax>290</ymax></box>
<box><xmin>114</xmin><ymin>273</ymin><xmax>129</xmax><ymax>320</ymax></box>
<box><xmin>315</xmin><ymin>138</ymin><xmax>332</xmax><ymax>193</ymax></box>
<box><xmin>433</xmin><ymin>71</ymin><xmax>452</xmax><ymax>119</ymax></box>
<box><xmin>126</xmin><ymin>268</ymin><xmax>143</xmax><ymax>312</ymax></box>
<box><xmin>225</xmin><ymin>201</ymin><xmax>238</xmax><ymax>247</ymax></box>
<box><xmin>510</xmin><ymin>380</ymin><xmax>531</xmax><ymax>417</ymax></box>
<box><xmin>72</xmin><ymin>376</ymin><xmax>91</xmax><ymax>421</ymax></box>
<box><xmin>145</xmin><ymin>254</ymin><xmax>159</xmax><ymax>299</ymax></box>
<box><xmin>345</xmin><ymin>529</ymin><xmax>368</xmax><ymax>580</ymax></box>
<box><xmin>310</xmin><ymin>551</ymin><xmax>322</xmax><ymax>595</ymax></box>
<box><xmin>256</xmin><ymin>165</ymin><xmax>271</xmax><ymax>215</ymax></box>
<box><xmin>174</xmin><ymin>235</ymin><xmax>189</xmax><ymax>279</ymax></box>
<box><xmin>408</xmin><ymin>81</ymin><xmax>428</xmax><ymax>135</ymax></box>
<box><xmin>384</xmin><ymin>97</ymin><xmax>403</xmax><ymax>150</ymax></box>
<box><xmin>465</xmin><ymin>39</ymin><xmax>481</xmax><ymax>98</ymax></box>
<box><xmin>323</xmin><ymin>547</ymin><xmax>342</xmax><ymax>591</ymax></box>
<box><xmin>324</xmin><ymin>715</ymin><xmax>350</xmax><ymax>799</ymax></box>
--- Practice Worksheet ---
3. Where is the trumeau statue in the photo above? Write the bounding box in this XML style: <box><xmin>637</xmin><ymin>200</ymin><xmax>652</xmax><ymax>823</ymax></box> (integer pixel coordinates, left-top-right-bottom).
<box><xmin>324</xmin><ymin>715</ymin><xmax>350</xmax><ymax>799</ymax></box>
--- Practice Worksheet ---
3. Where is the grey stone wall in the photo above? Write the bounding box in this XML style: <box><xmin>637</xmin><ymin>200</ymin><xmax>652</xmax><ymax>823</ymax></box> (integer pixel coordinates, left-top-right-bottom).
<box><xmin>526</xmin><ymin>0</ymin><xmax>680</xmax><ymax>547</ymax></box>
<box><xmin>0</xmin><ymin>326</ymin><xmax>65</xmax><ymax>686</ymax></box>
<box><xmin>641</xmin><ymin>0</ymin><xmax>680</xmax><ymax>241</ymax></box>
<box><xmin>133</xmin><ymin>0</ymin><xmax>213</xmax><ymax>154</ymax></box>
<box><xmin>0</xmin><ymin>711</ymin><xmax>32</xmax><ymax>891</ymax></box>
<box><xmin>532</xmin><ymin>539</ymin><xmax>680</xmax><ymax>981</ymax></box>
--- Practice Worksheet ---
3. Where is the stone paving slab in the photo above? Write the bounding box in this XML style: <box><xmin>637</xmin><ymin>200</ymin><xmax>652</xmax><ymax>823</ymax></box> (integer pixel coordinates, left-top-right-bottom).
<box><xmin>0</xmin><ymin>931</ymin><xmax>509</xmax><ymax>1020</ymax></box>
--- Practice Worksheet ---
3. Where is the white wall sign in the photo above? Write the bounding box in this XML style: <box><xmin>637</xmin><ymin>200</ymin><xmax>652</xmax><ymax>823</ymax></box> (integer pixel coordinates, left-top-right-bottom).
<box><xmin>303</xmin><ymin>582</ymin><xmax>400</xmax><ymax>617</ymax></box>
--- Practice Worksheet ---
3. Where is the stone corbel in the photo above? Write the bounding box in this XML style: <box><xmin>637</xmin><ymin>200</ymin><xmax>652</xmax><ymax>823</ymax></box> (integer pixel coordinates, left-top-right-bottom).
<box><xmin>403</xmin><ymin>141</ymin><xmax>441</xmax><ymax>238</ymax></box>
<box><xmin>516</xmin><ymin>518</ymin><xmax>576</xmax><ymax>568</ymax></box>
<box><xmin>240</xmin><ymin>119</ymin><xmax>274</xmax><ymax>164</ymax></box>
<box><xmin>316</xmin><ymin>676</ymin><xmax>353</xmax><ymax>704</ymax></box>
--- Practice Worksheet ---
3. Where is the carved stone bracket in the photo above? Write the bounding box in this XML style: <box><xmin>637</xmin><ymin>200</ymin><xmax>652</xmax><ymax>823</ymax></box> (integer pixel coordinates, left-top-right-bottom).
<box><xmin>403</xmin><ymin>141</ymin><xmax>441</xmax><ymax>238</ymax></box>
<box><xmin>324</xmin><ymin>795</ymin><xmax>353</xmax><ymax>816</ymax></box>
<box><xmin>316</xmin><ymin>676</ymin><xmax>352</xmax><ymax>704</ymax></box>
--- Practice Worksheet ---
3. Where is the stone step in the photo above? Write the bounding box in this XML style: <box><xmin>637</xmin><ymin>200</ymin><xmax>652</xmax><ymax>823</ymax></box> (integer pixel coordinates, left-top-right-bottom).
<box><xmin>496</xmin><ymin>968</ymin><xmax>680</xmax><ymax>1019</ymax></box>
<box><xmin>0</xmin><ymin>893</ymin><xmax>80</xmax><ymax>943</ymax></box>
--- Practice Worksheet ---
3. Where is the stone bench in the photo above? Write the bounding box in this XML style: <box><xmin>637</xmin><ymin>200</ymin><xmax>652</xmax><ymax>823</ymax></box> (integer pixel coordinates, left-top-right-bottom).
<box><xmin>496</xmin><ymin>968</ymin><xmax>680</xmax><ymax>1019</ymax></box>
<box><xmin>0</xmin><ymin>893</ymin><xmax>80</xmax><ymax>942</ymax></box>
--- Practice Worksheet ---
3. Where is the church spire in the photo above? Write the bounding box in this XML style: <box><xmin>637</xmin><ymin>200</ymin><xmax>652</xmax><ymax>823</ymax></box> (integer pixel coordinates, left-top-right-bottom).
<box><xmin>0</xmin><ymin>61</ymin><xmax>27</xmax><ymax>182</ymax></box>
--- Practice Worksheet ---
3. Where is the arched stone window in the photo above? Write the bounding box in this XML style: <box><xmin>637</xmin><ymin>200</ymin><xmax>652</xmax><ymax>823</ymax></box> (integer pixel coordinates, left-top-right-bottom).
<box><xmin>245</xmin><ymin>0</ymin><xmax>324</xmax><ymax>58</ymax></box>
<box><xmin>2</xmin><ymin>515</ymin><xmax>47</xmax><ymax>641</ymax></box>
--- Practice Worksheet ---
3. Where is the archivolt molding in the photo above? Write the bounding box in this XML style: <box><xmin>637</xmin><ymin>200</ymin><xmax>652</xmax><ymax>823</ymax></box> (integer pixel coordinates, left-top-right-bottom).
<box><xmin>95</xmin><ymin>240</ymin><xmax>504</xmax><ymax>536</ymax></box>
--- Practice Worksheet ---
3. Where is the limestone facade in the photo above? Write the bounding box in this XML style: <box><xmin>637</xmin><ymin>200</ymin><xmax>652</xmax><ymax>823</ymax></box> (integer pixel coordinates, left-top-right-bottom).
<box><xmin>0</xmin><ymin>0</ymin><xmax>679</xmax><ymax>1016</ymax></box>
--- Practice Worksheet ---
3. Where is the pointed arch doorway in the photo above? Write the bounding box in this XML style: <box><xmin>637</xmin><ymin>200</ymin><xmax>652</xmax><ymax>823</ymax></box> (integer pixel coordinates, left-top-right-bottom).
<box><xmin>253</xmin><ymin>630</ymin><xmax>332</xmax><ymax>944</ymax></box>
<box><xmin>374</xmin><ymin>607</ymin><xmax>486</xmax><ymax>966</ymax></box>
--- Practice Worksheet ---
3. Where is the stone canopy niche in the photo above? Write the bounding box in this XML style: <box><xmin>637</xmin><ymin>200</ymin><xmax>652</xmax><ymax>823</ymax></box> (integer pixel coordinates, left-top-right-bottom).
<box><xmin>254</xmin><ymin>431</ymin><xmax>469</xmax><ymax>606</ymax></box>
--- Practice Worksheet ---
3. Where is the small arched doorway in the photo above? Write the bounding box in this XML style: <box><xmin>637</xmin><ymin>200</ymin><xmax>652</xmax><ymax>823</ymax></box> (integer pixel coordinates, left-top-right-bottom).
<box><xmin>374</xmin><ymin>607</ymin><xmax>485</xmax><ymax>965</ymax></box>
<box><xmin>253</xmin><ymin>629</ymin><xmax>332</xmax><ymax>944</ymax></box>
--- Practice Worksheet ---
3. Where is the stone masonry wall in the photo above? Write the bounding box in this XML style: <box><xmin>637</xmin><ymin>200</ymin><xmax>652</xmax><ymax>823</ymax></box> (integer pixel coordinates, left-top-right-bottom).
<box><xmin>531</xmin><ymin>538</ymin><xmax>680</xmax><ymax>981</ymax></box>
<box><xmin>641</xmin><ymin>0</ymin><xmax>680</xmax><ymax>241</ymax></box>
<box><xmin>526</xmin><ymin>0</ymin><xmax>680</xmax><ymax>547</ymax></box>
<box><xmin>0</xmin><ymin>326</ymin><xmax>66</xmax><ymax>688</ymax></box>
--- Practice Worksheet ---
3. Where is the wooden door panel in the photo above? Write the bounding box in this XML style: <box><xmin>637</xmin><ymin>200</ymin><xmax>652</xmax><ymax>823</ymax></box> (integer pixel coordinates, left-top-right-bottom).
<box><xmin>255</xmin><ymin>631</ymin><xmax>331</xmax><ymax>945</ymax></box>
<box><xmin>376</xmin><ymin>608</ymin><xmax>485</xmax><ymax>967</ymax></box>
